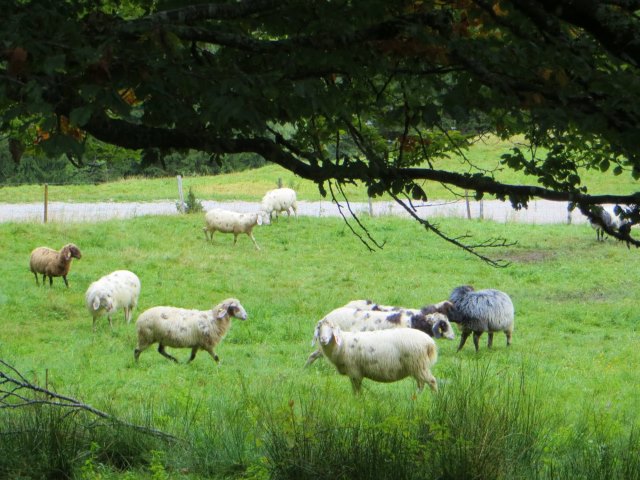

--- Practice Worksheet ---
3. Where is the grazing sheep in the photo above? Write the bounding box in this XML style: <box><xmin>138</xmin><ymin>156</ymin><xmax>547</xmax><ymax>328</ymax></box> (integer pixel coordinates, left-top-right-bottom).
<box><xmin>134</xmin><ymin>298</ymin><xmax>247</xmax><ymax>364</ymax></box>
<box><xmin>29</xmin><ymin>243</ymin><xmax>82</xmax><ymax>287</ymax></box>
<box><xmin>203</xmin><ymin>208</ymin><xmax>263</xmax><ymax>250</ymax></box>
<box><xmin>305</xmin><ymin>305</ymin><xmax>454</xmax><ymax>366</ymax></box>
<box><xmin>85</xmin><ymin>270</ymin><xmax>141</xmax><ymax>332</ymax></box>
<box><xmin>313</xmin><ymin>319</ymin><xmax>438</xmax><ymax>393</ymax></box>
<box><xmin>448</xmin><ymin>285</ymin><xmax>514</xmax><ymax>352</ymax></box>
<box><xmin>343</xmin><ymin>299</ymin><xmax>454</xmax><ymax>317</ymax></box>
<box><xmin>260</xmin><ymin>187</ymin><xmax>297</xmax><ymax>222</ymax></box>
<box><xmin>589</xmin><ymin>206</ymin><xmax>621</xmax><ymax>241</ymax></box>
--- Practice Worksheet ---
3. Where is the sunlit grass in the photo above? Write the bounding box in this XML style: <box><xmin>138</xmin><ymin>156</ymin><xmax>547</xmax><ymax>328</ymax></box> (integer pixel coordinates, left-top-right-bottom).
<box><xmin>2</xmin><ymin>136</ymin><xmax>638</xmax><ymax>204</ymax></box>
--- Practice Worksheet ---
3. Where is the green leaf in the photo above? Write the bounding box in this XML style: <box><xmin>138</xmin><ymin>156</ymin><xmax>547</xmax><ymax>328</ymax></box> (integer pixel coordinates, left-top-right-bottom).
<box><xmin>613</xmin><ymin>165</ymin><xmax>623</xmax><ymax>176</ymax></box>
<box><xmin>69</xmin><ymin>106</ymin><xmax>93</xmax><ymax>127</ymax></box>
<box><xmin>42</xmin><ymin>54</ymin><xmax>66</xmax><ymax>74</ymax></box>
<box><xmin>599</xmin><ymin>159</ymin><xmax>610</xmax><ymax>172</ymax></box>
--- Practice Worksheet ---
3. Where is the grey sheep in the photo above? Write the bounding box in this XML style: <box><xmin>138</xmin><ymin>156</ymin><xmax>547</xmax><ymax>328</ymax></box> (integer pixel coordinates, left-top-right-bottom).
<box><xmin>448</xmin><ymin>285</ymin><xmax>514</xmax><ymax>352</ymax></box>
<box><xmin>29</xmin><ymin>243</ymin><xmax>82</xmax><ymax>287</ymax></box>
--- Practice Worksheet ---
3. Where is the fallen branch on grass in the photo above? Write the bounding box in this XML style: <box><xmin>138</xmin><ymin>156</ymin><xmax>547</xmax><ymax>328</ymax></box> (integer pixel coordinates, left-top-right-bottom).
<box><xmin>0</xmin><ymin>358</ymin><xmax>177</xmax><ymax>441</ymax></box>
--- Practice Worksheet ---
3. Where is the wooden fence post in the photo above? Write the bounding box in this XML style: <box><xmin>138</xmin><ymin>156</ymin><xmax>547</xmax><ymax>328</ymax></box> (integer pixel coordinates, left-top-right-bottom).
<box><xmin>464</xmin><ymin>190</ymin><xmax>471</xmax><ymax>219</ymax></box>
<box><xmin>43</xmin><ymin>183</ymin><xmax>48</xmax><ymax>223</ymax></box>
<box><xmin>177</xmin><ymin>175</ymin><xmax>184</xmax><ymax>213</ymax></box>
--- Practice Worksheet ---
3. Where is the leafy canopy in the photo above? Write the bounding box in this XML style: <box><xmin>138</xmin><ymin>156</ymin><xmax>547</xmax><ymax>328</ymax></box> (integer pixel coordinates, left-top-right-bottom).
<box><xmin>3</xmin><ymin>0</ymin><xmax>640</xmax><ymax>262</ymax></box>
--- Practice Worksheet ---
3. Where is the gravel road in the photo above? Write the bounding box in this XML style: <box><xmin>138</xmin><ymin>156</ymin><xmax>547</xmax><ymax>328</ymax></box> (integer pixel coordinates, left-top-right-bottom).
<box><xmin>0</xmin><ymin>198</ymin><xmax>594</xmax><ymax>225</ymax></box>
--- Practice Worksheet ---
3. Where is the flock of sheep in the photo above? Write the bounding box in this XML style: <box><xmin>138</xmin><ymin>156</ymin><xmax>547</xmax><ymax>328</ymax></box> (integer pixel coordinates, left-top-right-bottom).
<box><xmin>27</xmin><ymin>186</ymin><xmax>516</xmax><ymax>394</ymax></box>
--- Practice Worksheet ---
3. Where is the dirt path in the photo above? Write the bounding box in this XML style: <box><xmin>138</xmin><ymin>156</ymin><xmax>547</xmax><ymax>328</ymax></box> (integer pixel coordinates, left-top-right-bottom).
<box><xmin>0</xmin><ymin>198</ymin><xmax>594</xmax><ymax>225</ymax></box>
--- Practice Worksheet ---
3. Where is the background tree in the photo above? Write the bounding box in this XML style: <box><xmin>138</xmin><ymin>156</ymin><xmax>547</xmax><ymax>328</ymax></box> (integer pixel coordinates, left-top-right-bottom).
<box><xmin>3</xmin><ymin>0</ymin><xmax>640</xmax><ymax>262</ymax></box>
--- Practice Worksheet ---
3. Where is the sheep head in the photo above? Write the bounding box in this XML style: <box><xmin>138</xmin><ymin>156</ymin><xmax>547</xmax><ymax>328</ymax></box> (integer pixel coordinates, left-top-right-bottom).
<box><xmin>62</xmin><ymin>243</ymin><xmax>82</xmax><ymax>260</ymax></box>
<box><xmin>315</xmin><ymin>319</ymin><xmax>342</xmax><ymax>347</ymax></box>
<box><xmin>215</xmin><ymin>298</ymin><xmax>247</xmax><ymax>321</ymax></box>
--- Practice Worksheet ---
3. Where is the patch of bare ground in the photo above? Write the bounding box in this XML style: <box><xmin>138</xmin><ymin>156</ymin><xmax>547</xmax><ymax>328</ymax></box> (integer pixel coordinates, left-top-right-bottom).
<box><xmin>500</xmin><ymin>249</ymin><xmax>555</xmax><ymax>264</ymax></box>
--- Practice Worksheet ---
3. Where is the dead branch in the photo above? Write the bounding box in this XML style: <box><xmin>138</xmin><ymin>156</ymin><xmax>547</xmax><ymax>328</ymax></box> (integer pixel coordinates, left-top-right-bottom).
<box><xmin>0</xmin><ymin>359</ymin><xmax>177</xmax><ymax>441</ymax></box>
<box><xmin>390</xmin><ymin>193</ymin><xmax>514</xmax><ymax>268</ymax></box>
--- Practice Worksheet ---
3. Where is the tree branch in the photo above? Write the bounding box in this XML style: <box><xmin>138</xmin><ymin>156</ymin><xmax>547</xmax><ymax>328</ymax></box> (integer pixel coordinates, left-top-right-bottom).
<box><xmin>0</xmin><ymin>359</ymin><xmax>177</xmax><ymax>441</ymax></box>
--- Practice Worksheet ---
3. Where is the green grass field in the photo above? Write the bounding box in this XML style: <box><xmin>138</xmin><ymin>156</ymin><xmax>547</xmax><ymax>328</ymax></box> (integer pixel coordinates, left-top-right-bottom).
<box><xmin>1</xmin><ymin>206</ymin><xmax>640</xmax><ymax>478</ymax></box>
<box><xmin>1</xmin><ymin>136</ymin><xmax>638</xmax><ymax>204</ymax></box>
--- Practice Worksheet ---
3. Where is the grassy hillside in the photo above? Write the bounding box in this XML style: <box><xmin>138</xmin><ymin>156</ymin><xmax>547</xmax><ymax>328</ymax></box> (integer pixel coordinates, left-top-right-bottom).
<box><xmin>1</xmin><ymin>136</ymin><xmax>638</xmax><ymax>204</ymax></box>
<box><xmin>1</xmin><ymin>212</ymin><xmax>639</xmax><ymax>478</ymax></box>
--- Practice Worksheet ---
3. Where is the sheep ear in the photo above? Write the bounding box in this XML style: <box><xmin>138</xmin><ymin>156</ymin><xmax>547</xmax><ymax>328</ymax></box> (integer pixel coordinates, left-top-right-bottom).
<box><xmin>431</xmin><ymin>322</ymin><xmax>443</xmax><ymax>339</ymax></box>
<box><xmin>92</xmin><ymin>297</ymin><xmax>100</xmax><ymax>311</ymax></box>
<box><xmin>65</xmin><ymin>249</ymin><xmax>72</xmax><ymax>260</ymax></box>
<box><xmin>333</xmin><ymin>328</ymin><xmax>342</xmax><ymax>347</ymax></box>
<box><xmin>216</xmin><ymin>306</ymin><xmax>228</xmax><ymax>319</ymax></box>
<box><xmin>311</xmin><ymin>327</ymin><xmax>319</xmax><ymax>346</ymax></box>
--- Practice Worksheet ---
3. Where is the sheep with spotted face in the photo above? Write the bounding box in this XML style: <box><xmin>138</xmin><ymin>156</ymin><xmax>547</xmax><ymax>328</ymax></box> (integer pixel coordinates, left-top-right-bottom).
<box><xmin>203</xmin><ymin>208</ymin><xmax>263</xmax><ymax>250</ymax></box>
<box><xmin>305</xmin><ymin>305</ymin><xmax>454</xmax><ymax>366</ymax></box>
<box><xmin>134</xmin><ymin>298</ymin><xmax>247</xmax><ymax>364</ymax></box>
<box><xmin>260</xmin><ymin>187</ymin><xmax>297</xmax><ymax>222</ymax></box>
<box><xmin>85</xmin><ymin>270</ymin><xmax>141</xmax><ymax>332</ymax></box>
<box><xmin>313</xmin><ymin>318</ymin><xmax>438</xmax><ymax>394</ymax></box>
<box><xmin>448</xmin><ymin>285</ymin><xmax>514</xmax><ymax>352</ymax></box>
<box><xmin>29</xmin><ymin>243</ymin><xmax>82</xmax><ymax>287</ymax></box>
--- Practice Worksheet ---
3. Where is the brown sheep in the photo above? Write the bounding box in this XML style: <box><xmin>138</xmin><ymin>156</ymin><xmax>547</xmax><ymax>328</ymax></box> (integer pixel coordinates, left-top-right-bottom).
<box><xmin>29</xmin><ymin>243</ymin><xmax>82</xmax><ymax>287</ymax></box>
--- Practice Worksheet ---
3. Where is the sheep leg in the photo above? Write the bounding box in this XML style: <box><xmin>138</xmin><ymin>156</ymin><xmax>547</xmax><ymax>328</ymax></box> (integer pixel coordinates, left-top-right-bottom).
<box><xmin>48</xmin><ymin>275</ymin><xmax>53</xmax><ymax>287</ymax></box>
<box><xmin>233</xmin><ymin>234</ymin><xmax>239</xmax><ymax>245</ymax></box>
<box><xmin>33</xmin><ymin>272</ymin><xmax>39</xmax><ymax>285</ymax></box>
<box><xmin>472</xmin><ymin>332</ymin><xmax>482</xmax><ymax>352</ymax></box>
<box><xmin>158</xmin><ymin>344</ymin><xmax>178</xmax><ymax>362</ymax></box>
<box><xmin>505</xmin><ymin>330</ymin><xmax>513</xmax><ymax>346</ymax></box>
<box><xmin>247</xmin><ymin>232</ymin><xmax>261</xmax><ymax>250</ymax></box>
<box><xmin>108</xmin><ymin>315</ymin><xmax>113</xmax><ymax>330</ymax></box>
<box><xmin>457</xmin><ymin>330</ymin><xmax>471</xmax><ymax>352</ymax></box>
<box><xmin>349</xmin><ymin>376</ymin><xmax>363</xmax><ymax>394</ymax></box>
<box><xmin>487</xmin><ymin>332</ymin><xmax>494</xmax><ymax>348</ymax></box>
<box><xmin>203</xmin><ymin>347</ymin><xmax>220</xmax><ymax>363</ymax></box>
<box><xmin>187</xmin><ymin>347</ymin><xmax>198</xmax><ymax>363</ymax></box>
<box><xmin>124</xmin><ymin>307</ymin><xmax>130</xmax><ymax>323</ymax></box>
<box><xmin>62</xmin><ymin>275</ymin><xmax>69</xmax><ymax>287</ymax></box>
<box><xmin>304</xmin><ymin>349</ymin><xmax>323</xmax><ymax>367</ymax></box>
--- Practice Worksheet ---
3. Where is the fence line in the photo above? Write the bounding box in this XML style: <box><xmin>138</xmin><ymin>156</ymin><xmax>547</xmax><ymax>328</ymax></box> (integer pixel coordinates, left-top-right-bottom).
<box><xmin>0</xmin><ymin>197</ymin><xmax>597</xmax><ymax>225</ymax></box>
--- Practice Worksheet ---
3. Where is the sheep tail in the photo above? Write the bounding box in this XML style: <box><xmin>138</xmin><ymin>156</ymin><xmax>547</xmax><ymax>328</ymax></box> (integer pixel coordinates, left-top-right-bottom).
<box><xmin>426</xmin><ymin>342</ymin><xmax>438</xmax><ymax>364</ymax></box>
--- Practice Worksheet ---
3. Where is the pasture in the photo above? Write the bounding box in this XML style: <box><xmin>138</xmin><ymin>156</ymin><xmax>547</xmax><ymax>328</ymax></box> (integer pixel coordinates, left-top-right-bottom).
<box><xmin>1</xmin><ymin>208</ymin><xmax>640</xmax><ymax>478</ymax></box>
<box><xmin>1</xmin><ymin>136</ymin><xmax>639</xmax><ymax>205</ymax></box>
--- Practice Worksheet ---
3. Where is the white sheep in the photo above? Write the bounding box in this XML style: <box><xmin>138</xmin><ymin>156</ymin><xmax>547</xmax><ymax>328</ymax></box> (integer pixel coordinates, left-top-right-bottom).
<box><xmin>85</xmin><ymin>270</ymin><xmax>141</xmax><ymax>332</ymax></box>
<box><xmin>313</xmin><ymin>318</ymin><xmax>438</xmax><ymax>393</ymax></box>
<box><xmin>134</xmin><ymin>298</ymin><xmax>247</xmax><ymax>364</ymax></box>
<box><xmin>260</xmin><ymin>187</ymin><xmax>297</xmax><ymax>222</ymax></box>
<box><xmin>305</xmin><ymin>305</ymin><xmax>454</xmax><ymax>366</ymax></box>
<box><xmin>29</xmin><ymin>243</ymin><xmax>82</xmax><ymax>287</ymax></box>
<box><xmin>448</xmin><ymin>285</ymin><xmax>514</xmax><ymax>352</ymax></box>
<box><xmin>203</xmin><ymin>208</ymin><xmax>263</xmax><ymax>250</ymax></box>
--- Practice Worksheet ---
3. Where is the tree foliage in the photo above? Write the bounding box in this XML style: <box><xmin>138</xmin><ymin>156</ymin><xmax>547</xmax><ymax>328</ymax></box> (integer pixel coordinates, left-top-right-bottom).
<box><xmin>3</xmin><ymin>0</ymin><xmax>640</xmax><ymax>261</ymax></box>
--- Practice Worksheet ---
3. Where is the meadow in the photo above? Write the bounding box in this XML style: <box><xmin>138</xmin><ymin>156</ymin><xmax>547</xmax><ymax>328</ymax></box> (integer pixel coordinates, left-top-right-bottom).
<box><xmin>1</xmin><ymin>136</ymin><xmax>638</xmax><ymax>204</ymax></box>
<box><xmin>1</xmin><ymin>202</ymin><xmax>640</xmax><ymax>478</ymax></box>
